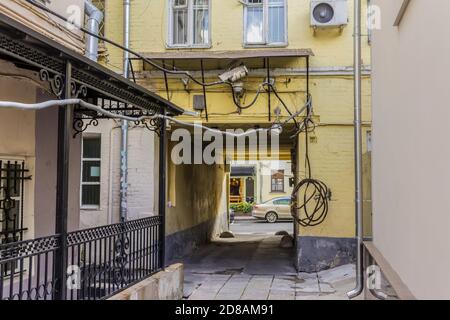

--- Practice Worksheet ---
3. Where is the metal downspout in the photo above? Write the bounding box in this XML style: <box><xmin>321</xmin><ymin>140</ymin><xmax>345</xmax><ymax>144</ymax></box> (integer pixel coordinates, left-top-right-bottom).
<box><xmin>84</xmin><ymin>0</ymin><xmax>103</xmax><ymax>62</ymax></box>
<box><xmin>347</xmin><ymin>0</ymin><xmax>364</xmax><ymax>299</ymax></box>
<box><xmin>120</xmin><ymin>0</ymin><xmax>131</xmax><ymax>222</ymax></box>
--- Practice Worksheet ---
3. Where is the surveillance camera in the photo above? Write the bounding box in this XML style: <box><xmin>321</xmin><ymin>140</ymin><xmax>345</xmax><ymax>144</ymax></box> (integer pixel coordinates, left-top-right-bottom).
<box><xmin>219</xmin><ymin>65</ymin><xmax>249</xmax><ymax>83</ymax></box>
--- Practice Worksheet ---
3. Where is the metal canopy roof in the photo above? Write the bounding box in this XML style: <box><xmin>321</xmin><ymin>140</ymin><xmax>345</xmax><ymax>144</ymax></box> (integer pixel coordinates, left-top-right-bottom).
<box><xmin>139</xmin><ymin>49</ymin><xmax>314</xmax><ymax>61</ymax></box>
<box><xmin>231</xmin><ymin>166</ymin><xmax>256</xmax><ymax>177</ymax></box>
<box><xmin>0</xmin><ymin>12</ymin><xmax>184</xmax><ymax>117</ymax></box>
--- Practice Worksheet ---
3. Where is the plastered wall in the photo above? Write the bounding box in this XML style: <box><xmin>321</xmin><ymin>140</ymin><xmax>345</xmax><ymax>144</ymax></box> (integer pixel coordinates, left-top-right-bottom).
<box><xmin>372</xmin><ymin>0</ymin><xmax>450</xmax><ymax>299</ymax></box>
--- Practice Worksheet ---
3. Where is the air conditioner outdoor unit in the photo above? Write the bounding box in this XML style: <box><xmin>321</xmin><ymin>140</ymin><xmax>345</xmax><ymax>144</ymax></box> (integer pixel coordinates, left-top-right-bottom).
<box><xmin>311</xmin><ymin>0</ymin><xmax>348</xmax><ymax>29</ymax></box>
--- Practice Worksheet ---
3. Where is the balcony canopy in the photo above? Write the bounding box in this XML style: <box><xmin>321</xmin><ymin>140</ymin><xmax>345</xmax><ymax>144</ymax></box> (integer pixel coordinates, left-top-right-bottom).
<box><xmin>138</xmin><ymin>48</ymin><xmax>314</xmax><ymax>61</ymax></box>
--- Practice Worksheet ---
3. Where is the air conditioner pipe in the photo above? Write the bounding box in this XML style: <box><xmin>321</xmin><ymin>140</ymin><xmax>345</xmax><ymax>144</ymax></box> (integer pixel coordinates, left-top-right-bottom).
<box><xmin>120</xmin><ymin>0</ymin><xmax>131</xmax><ymax>222</ymax></box>
<box><xmin>84</xmin><ymin>0</ymin><xmax>103</xmax><ymax>62</ymax></box>
<box><xmin>347</xmin><ymin>0</ymin><xmax>364</xmax><ymax>299</ymax></box>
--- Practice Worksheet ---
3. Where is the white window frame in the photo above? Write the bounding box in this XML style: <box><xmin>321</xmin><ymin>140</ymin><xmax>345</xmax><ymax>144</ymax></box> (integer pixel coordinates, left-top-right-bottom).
<box><xmin>80</xmin><ymin>134</ymin><xmax>101</xmax><ymax>210</ymax></box>
<box><xmin>167</xmin><ymin>0</ymin><xmax>212</xmax><ymax>49</ymax></box>
<box><xmin>243</xmin><ymin>0</ymin><xmax>288</xmax><ymax>47</ymax></box>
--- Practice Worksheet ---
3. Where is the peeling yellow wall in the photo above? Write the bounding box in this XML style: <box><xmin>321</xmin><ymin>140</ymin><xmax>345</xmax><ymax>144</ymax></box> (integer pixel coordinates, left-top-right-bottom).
<box><xmin>166</xmin><ymin>141</ymin><xmax>227</xmax><ymax>236</ymax></box>
<box><xmin>103</xmin><ymin>0</ymin><xmax>372</xmax><ymax>239</ymax></box>
<box><xmin>104</xmin><ymin>0</ymin><xmax>370</xmax><ymax>70</ymax></box>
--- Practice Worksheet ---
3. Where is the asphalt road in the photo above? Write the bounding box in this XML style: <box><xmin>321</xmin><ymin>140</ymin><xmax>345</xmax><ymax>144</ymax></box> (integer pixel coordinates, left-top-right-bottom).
<box><xmin>230</xmin><ymin>218</ymin><xmax>293</xmax><ymax>235</ymax></box>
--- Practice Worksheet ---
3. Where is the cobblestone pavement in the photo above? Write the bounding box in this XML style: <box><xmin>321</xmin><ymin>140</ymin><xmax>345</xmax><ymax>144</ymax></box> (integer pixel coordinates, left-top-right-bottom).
<box><xmin>182</xmin><ymin>235</ymin><xmax>356</xmax><ymax>300</ymax></box>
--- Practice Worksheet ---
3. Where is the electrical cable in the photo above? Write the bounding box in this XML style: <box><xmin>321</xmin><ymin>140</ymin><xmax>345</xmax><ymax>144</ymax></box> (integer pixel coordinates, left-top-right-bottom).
<box><xmin>25</xmin><ymin>0</ymin><xmax>302</xmax><ymax>126</ymax></box>
<box><xmin>24</xmin><ymin>0</ymin><xmax>332</xmax><ymax>228</ymax></box>
<box><xmin>291</xmin><ymin>96</ymin><xmax>330</xmax><ymax>227</ymax></box>
<box><xmin>0</xmin><ymin>98</ymin><xmax>312</xmax><ymax>138</ymax></box>
<box><xmin>25</xmin><ymin>0</ymin><xmax>223</xmax><ymax>87</ymax></box>
<box><xmin>25</xmin><ymin>0</ymin><xmax>330</xmax><ymax>226</ymax></box>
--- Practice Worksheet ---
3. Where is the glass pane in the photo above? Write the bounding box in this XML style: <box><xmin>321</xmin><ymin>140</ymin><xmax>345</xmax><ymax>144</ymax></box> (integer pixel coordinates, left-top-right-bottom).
<box><xmin>193</xmin><ymin>0</ymin><xmax>208</xmax><ymax>5</ymax></box>
<box><xmin>2</xmin><ymin>200</ymin><xmax>19</xmax><ymax>231</ymax></box>
<box><xmin>2</xmin><ymin>163</ymin><xmax>22</xmax><ymax>197</ymax></box>
<box><xmin>83</xmin><ymin>136</ymin><xmax>101</xmax><ymax>158</ymax></box>
<box><xmin>82</xmin><ymin>185</ymin><xmax>100</xmax><ymax>206</ymax></box>
<box><xmin>275</xmin><ymin>199</ymin><xmax>289</xmax><ymax>205</ymax></box>
<box><xmin>82</xmin><ymin>161</ymin><xmax>101</xmax><ymax>182</ymax></box>
<box><xmin>173</xmin><ymin>8</ymin><xmax>188</xmax><ymax>44</ymax></box>
<box><xmin>246</xmin><ymin>7</ymin><xmax>264</xmax><ymax>43</ymax></box>
<box><xmin>174</xmin><ymin>0</ymin><xmax>187</xmax><ymax>7</ymax></box>
<box><xmin>193</xmin><ymin>7</ymin><xmax>209</xmax><ymax>44</ymax></box>
<box><xmin>268</xmin><ymin>4</ymin><xmax>285</xmax><ymax>43</ymax></box>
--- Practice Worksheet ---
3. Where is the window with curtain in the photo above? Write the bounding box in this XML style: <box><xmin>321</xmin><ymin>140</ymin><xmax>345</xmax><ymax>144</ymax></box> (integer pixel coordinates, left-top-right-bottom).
<box><xmin>81</xmin><ymin>136</ymin><xmax>101</xmax><ymax>208</ymax></box>
<box><xmin>271</xmin><ymin>170</ymin><xmax>285</xmax><ymax>192</ymax></box>
<box><xmin>170</xmin><ymin>0</ymin><xmax>210</xmax><ymax>47</ymax></box>
<box><xmin>244</xmin><ymin>0</ymin><xmax>286</xmax><ymax>45</ymax></box>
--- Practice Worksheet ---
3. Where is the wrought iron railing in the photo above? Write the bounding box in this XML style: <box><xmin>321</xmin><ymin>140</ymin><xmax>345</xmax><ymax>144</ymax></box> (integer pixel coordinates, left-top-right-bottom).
<box><xmin>0</xmin><ymin>216</ymin><xmax>162</xmax><ymax>300</ymax></box>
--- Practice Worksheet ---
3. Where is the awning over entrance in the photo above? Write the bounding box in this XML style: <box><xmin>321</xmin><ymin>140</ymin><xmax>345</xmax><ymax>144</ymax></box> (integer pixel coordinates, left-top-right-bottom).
<box><xmin>0</xmin><ymin>11</ymin><xmax>182</xmax><ymax>300</ymax></box>
<box><xmin>231</xmin><ymin>166</ymin><xmax>255</xmax><ymax>177</ymax></box>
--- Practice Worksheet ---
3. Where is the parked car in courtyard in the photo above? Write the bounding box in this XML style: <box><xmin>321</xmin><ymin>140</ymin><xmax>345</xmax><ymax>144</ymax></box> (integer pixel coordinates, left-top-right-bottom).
<box><xmin>251</xmin><ymin>197</ymin><xmax>293</xmax><ymax>223</ymax></box>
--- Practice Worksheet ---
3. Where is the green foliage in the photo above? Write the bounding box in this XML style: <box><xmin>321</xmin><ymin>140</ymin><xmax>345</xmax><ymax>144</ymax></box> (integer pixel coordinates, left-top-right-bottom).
<box><xmin>230</xmin><ymin>202</ymin><xmax>254</xmax><ymax>214</ymax></box>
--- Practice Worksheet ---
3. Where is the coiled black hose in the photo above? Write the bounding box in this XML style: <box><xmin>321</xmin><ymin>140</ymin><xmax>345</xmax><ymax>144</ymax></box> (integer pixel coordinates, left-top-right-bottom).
<box><xmin>292</xmin><ymin>178</ymin><xmax>329</xmax><ymax>227</ymax></box>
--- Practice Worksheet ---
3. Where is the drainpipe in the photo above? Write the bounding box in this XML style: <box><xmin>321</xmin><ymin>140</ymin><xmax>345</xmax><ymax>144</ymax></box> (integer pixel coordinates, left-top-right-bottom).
<box><xmin>84</xmin><ymin>0</ymin><xmax>103</xmax><ymax>62</ymax></box>
<box><xmin>120</xmin><ymin>0</ymin><xmax>131</xmax><ymax>222</ymax></box>
<box><xmin>347</xmin><ymin>0</ymin><xmax>364</xmax><ymax>299</ymax></box>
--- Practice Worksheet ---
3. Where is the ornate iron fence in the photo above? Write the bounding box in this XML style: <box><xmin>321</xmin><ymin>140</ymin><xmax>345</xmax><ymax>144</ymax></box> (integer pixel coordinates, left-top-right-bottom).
<box><xmin>0</xmin><ymin>216</ymin><xmax>162</xmax><ymax>300</ymax></box>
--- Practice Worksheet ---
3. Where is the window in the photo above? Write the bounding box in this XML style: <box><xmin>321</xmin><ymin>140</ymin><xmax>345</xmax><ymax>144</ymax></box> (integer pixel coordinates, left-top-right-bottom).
<box><xmin>366</xmin><ymin>131</ymin><xmax>373</xmax><ymax>152</ymax></box>
<box><xmin>244</xmin><ymin>0</ymin><xmax>287</xmax><ymax>46</ymax></box>
<box><xmin>271</xmin><ymin>170</ymin><xmax>285</xmax><ymax>192</ymax></box>
<box><xmin>169</xmin><ymin>0</ymin><xmax>210</xmax><ymax>47</ymax></box>
<box><xmin>81</xmin><ymin>136</ymin><xmax>101</xmax><ymax>208</ymax></box>
<box><xmin>274</xmin><ymin>198</ymin><xmax>290</xmax><ymax>205</ymax></box>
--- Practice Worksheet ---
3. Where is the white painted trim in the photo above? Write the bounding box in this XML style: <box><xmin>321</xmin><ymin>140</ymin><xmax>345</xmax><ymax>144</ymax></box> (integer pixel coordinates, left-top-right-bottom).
<box><xmin>167</xmin><ymin>0</ymin><xmax>212</xmax><ymax>48</ymax></box>
<box><xmin>242</xmin><ymin>0</ymin><xmax>288</xmax><ymax>47</ymax></box>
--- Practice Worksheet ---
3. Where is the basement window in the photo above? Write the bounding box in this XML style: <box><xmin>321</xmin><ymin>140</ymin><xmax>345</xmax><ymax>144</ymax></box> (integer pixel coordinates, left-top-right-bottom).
<box><xmin>168</xmin><ymin>0</ymin><xmax>210</xmax><ymax>48</ymax></box>
<box><xmin>244</xmin><ymin>0</ymin><xmax>287</xmax><ymax>47</ymax></box>
<box><xmin>81</xmin><ymin>135</ymin><xmax>101</xmax><ymax>209</ymax></box>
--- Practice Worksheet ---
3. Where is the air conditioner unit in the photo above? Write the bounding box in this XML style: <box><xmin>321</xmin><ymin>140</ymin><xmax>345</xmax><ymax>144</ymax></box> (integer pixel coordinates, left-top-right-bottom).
<box><xmin>311</xmin><ymin>0</ymin><xmax>348</xmax><ymax>28</ymax></box>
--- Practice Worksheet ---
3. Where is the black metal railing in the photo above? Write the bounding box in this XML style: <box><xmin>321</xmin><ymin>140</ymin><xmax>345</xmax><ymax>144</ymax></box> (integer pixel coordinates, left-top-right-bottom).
<box><xmin>0</xmin><ymin>216</ymin><xmax>162</xmax><ymax>300</ymax></box>
<box><xmin>0</xmin><ymin>235</ymin><xmax>60</xmax><ymax>300</ymax></box>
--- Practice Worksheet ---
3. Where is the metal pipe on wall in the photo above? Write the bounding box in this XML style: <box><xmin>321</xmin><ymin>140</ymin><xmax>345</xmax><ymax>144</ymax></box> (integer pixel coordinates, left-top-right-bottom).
<box><xmin>84</xmin><ymin>0</ymin><xmax>103</xmax><ymax>62</ymax></box>
<box><xmin>120</xmin><ymin>0</ymin><xmax>131</xmax><ymax>222</ymax></box>
<box><xmin>347</xmin><ymin>0</ymin><xmax>364</xmax><ymax>299</ymax></box>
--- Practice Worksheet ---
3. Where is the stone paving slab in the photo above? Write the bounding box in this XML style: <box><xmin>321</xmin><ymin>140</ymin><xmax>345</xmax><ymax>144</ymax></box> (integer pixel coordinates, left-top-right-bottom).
<box><xmin>183</xmin><ymin>234</ymin><xmax>356</xmax><ymax>300</ymax></box>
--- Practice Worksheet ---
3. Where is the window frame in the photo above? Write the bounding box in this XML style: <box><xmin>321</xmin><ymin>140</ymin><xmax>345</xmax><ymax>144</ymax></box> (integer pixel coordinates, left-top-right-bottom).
<box><xmin>270</xmin><ymin>169</ymin><xmax>285</xmax><ymax>193</ymax></box>
<box><xmin>167</xmin><ymin>0</ymin><xmax>212</xmax><ymax>49</ymax></box>
<box><xmin>243</xmin><ymin>0</ymin><xmax>288</xmax><ymax>47</ymax></box>
<box><xmin>80</xmin><ymin>134</ymin><xmax>102</xmax><ymax>210</ymax></box>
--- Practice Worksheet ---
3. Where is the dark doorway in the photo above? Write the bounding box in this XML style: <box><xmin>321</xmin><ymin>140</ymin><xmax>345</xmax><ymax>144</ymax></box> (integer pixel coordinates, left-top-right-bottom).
<box><xmin>245</xmin><ymin>177</ymin><xmax>255</xmax><ymax>203</ymax></box>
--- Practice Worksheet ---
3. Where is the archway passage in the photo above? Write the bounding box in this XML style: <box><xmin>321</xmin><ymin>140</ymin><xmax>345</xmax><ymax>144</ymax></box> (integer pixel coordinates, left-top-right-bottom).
<box><xmin>167</xmin><ymin>123</ymin><xmax>355</xmax><ymax>300</ymax></box>
<box><xmin>178</xmin><ymin>126</ymin><xmax>291</xmax><ymax>300</ymax></box>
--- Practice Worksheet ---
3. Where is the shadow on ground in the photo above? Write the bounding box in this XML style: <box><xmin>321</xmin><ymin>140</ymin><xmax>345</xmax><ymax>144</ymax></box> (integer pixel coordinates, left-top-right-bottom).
<box><xmin>182</xmin><ymin>234</ymin><xmax>356</xmax><ymax>300</ymax></box>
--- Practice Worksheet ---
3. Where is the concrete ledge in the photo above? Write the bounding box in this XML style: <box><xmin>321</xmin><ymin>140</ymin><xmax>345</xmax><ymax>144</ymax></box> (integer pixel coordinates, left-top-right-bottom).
<box><xmin>363</xmin><ymin>242</ymin><xmax>415</xmax><ymax>300</ymax></box>
<box><xmin>108</xmin><ymin>263</ymin><xmax>184</xmax><ymax>300</ymax></box>
<box><xmin>296</xmin><ymin>236</ymin><xmax>356</xmax><ymax>273</ymax></box>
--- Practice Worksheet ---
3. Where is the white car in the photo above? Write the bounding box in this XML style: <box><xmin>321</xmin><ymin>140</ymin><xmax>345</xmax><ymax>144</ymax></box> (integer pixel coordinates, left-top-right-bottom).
<box><xmin>251</xmin><ymin>197</ymin><xmax>292</xmax><ymax>223</ymax></box>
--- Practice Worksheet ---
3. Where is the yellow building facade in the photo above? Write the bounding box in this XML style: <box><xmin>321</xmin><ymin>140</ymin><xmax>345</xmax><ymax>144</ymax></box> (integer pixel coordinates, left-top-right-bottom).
<box><xmin>101</xmin><ymin>0</ymin><xmax>372</xmax><ymax>270</ymax></box>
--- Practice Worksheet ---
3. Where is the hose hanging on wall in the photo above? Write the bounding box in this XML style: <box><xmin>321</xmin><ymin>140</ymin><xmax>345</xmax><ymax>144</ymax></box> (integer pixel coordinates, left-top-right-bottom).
<box><xmin>291</xmin><ymin>96</ymin><xmax>330</xmax><ymax>227</ymax></box>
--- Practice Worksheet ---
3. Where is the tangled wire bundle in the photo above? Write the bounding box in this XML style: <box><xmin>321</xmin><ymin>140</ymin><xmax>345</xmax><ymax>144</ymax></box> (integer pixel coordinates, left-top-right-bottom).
<box><xmin>291</xmin><ymin>98</ymin><xmax>330</xmax><ymax>227</ymax></box>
